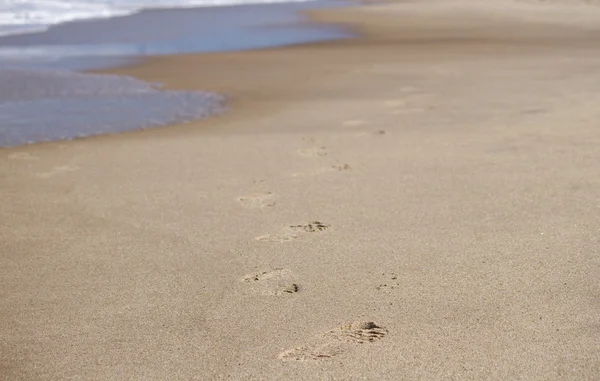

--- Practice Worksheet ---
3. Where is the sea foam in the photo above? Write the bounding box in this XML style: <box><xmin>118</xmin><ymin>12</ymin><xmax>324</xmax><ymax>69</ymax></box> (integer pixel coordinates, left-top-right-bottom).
<box><xmin>0</xmin><ymin>0</ymin><xmax>314</xmax><ymax>37</ymax></box>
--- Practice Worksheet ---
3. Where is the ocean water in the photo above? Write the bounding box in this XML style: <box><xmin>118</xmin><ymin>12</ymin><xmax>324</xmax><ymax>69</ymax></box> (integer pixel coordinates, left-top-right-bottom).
<box><xmin>0</xmin><ymin>0</ymin><xmax>315</xmax><ymax>37</ymax></box>
<box><xmin>0</xmin><ymin>1</ymin><xmax>352</xmax><ymax>70</ymax></box>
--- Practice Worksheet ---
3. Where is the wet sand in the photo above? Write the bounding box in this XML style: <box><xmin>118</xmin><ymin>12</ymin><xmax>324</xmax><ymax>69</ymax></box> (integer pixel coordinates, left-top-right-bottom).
<box><xmin>2</xmin><ymin>0</ymin><xmax>600</xmax><ymax>379</ymax></box>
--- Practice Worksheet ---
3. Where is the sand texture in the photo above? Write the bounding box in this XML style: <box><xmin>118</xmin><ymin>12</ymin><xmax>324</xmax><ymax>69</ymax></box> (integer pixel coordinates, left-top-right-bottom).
<box><xmin>2</xmin><ymin>0</ymin><xmax>600</xmax><ymax>379</ymax></box>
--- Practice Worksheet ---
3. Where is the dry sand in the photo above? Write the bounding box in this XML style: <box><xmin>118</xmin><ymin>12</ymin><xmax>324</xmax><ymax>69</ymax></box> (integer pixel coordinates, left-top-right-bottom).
<box><xmin>2</xmin><ymin>0</ymin><xmax>600</xmax><ymax>379</ymax></box>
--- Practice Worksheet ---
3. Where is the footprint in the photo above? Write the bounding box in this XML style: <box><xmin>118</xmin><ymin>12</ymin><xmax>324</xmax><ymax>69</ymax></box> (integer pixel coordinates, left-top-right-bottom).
<box><xmin>324</xmin><ymin>322</ymin><xmax>388</xmax><ymax>343</ymax></box>
<box><xmin>279</xmin><ymin>343</ymin><xmax>344</xmax><ymax>360</ymax></box>
<box><xmin>376</xmin><ymin>272</ymin><xmax>400</xmax><ymax>292</ymax></box>
<box><xmin>279</xmin><ymin>321</ymin><xmax>388</xmax><ymax>361</ymax></box>
<box><xmin>36</xmin><ymin>164</ymin><xmax>79</xmax><ymax>178</ymax></box>
<box><xmin>289</xmin><ymin>221</ymin><xmax>330</xmax><ymax>233</ymax></box>
<box><xmin>255</xmin><ymin>221</ymin><xmax>330</xmax><ymax>242</ymax></box>
<box><xmin>241</xmin><ymin>268</ymin><xmax>299</xmax><ymax>296</ymax></box>
<box><xmin>353</xmin><ymin>130</ymin><xmax>386</xmax><ymax>138</ymax></box>
<box><xmin>8</xmin><ymin>152</ymin><xmax>39</xmax><ymax>161</ymax></box>
<box><xmin>236</xmin><ymin>192</ymin><xmax>277</xmax><ymax>208</ymax></box>
<box><xmin>331</xmin><ymin>164</ymin><xmax>351</xmax><ymax>171</ymax></box>
<box><xmin>254</xmin><ymin>232</ymin><xmax>298</xmax><ymax>243</ymax></box>
<box><xmin>298</xmin><ymin>147</ymin><xmax>328</xmax><ymax>158</ymax></box>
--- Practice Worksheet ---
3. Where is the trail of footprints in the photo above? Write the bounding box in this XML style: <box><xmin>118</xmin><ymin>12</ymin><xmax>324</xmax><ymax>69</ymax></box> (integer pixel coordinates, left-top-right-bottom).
<box><xmin>236</xmin><ymin>128</ymin><xmax>394</xmax><ymax>362</ymax></box>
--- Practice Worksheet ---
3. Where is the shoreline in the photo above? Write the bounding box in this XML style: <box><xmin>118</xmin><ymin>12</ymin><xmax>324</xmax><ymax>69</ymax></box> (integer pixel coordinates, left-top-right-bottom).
<box><xmin>94</xmin><ymin>0</ymin><xmax>600</xmax><ymax>141</ymax></box>
<box><xmin>3</xmin><ymin>1</ymin><xmax>600</xmax><ymax>379</ymax></box>
<box><xmin>0</xmin><ymin>0</ymin><xmax>350</xmax><ymax>39</ymax></box>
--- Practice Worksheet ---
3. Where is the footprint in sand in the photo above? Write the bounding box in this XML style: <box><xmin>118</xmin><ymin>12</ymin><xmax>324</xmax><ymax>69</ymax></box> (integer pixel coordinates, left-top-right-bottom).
<box><xmin>255</xmin><ymin>221</ymin><xmax>330</xmax><ymax>243</ymax></box>
<box><xmin>290</xmin><ymin>164</ymin><xmax>350</xmax><ymax>178</ymax></box>
<box><xmin>241</xmin><ymin>268</ymin><xmax>299</xmax><ymax>296</ymax></box>
<box><xmin>352</xmin><ymin>130</ymin><xmax>386</xmax><ymax>138</ymax></box>
<box><xmin>279</xmin><ymin>321</ymin><xmax>388</xmax><ymax>361</ymax></box>
<box><xmin>331</xmin><ymin>163</ymin><xmax>351</xmax><ymax>171</ymax></box>
<box><xmin>376</xmin><ymin>272</ymin><xmax>401</xmax><ymax>292</ymax></box>
<box><xmin>36</xmin><ymin>164</ymin><xmax>79</xmax><ymax>178</ymax></box>
<box><xmin>298</xmin><ymin>147</ymin><xmax>328</xmax><ymax>158</ymax></box>
<box><xmin>8</xmin><ymin>152</ymin><xmax>39</xmax><ymax>161</ymax></box>
<box><xmin>236</xmin><ymin>192</ymin><xmax>277</xmax><ymax>209</ymax></box>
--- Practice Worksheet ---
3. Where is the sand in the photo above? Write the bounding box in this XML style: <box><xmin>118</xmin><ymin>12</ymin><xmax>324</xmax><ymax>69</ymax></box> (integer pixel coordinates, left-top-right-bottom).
<box><xmin>2</xmin><ymin>0</ymin><xmax>600</xmax><ymax>379</ymax></box>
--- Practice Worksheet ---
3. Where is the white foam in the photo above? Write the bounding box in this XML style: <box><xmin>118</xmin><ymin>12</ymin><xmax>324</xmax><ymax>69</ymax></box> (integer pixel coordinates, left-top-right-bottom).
<box><xmin>0</xmin><ymin>0</ymin><xmax>314</xmax><ymax>37</ymax></box>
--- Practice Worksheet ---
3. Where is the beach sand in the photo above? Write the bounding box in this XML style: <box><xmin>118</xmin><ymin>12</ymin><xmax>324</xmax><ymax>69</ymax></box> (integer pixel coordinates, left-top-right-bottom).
<box><xmin>2</xmin><ymin>0</ymin><xmax>600</xmax><ymax>379</ymax></box>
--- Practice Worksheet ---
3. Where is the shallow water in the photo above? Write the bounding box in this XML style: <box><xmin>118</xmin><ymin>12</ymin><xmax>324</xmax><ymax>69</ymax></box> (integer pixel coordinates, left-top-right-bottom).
<box><xmin>0</xmin><ymin>69</ymin><xmax>224</xmax><ymax>147</ymax></box>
